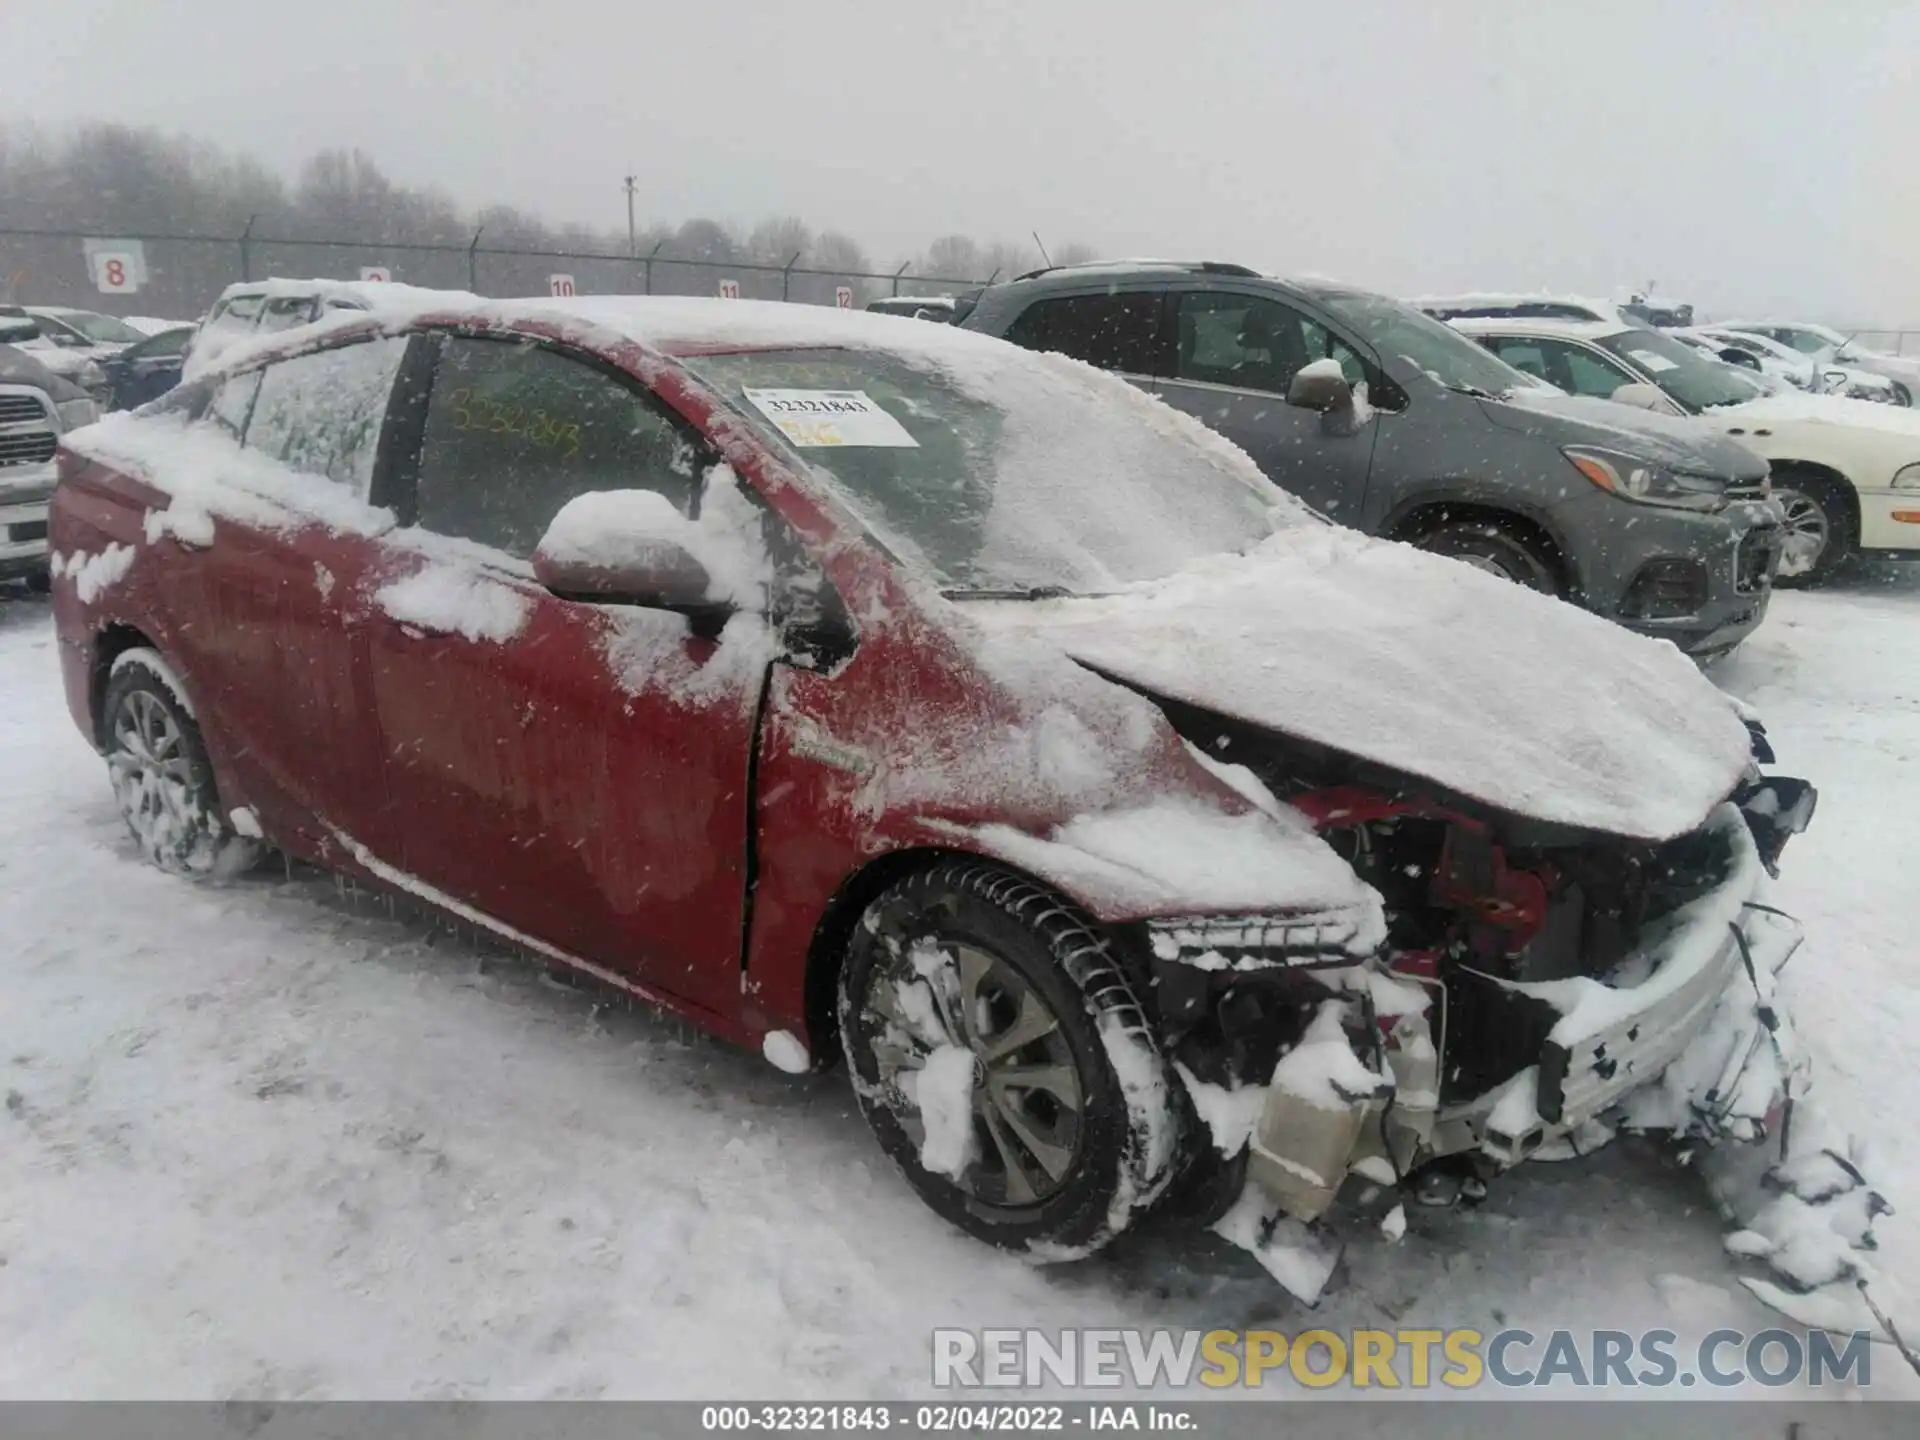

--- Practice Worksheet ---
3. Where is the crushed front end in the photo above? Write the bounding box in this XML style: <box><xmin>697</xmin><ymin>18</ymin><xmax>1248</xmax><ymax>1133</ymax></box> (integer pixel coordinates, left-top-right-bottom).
<box><xmin>1140</xmin><ymin>704</ymin><xmax>1863</xmax><ymax>1306</ymax></box>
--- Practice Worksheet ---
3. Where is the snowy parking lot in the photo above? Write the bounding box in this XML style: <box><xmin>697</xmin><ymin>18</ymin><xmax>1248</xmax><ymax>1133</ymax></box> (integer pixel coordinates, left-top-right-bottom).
<box><xmin>2</xmin><ymin>576</ymin><xmax>1918</xmax><ymax>1400</ymax></box>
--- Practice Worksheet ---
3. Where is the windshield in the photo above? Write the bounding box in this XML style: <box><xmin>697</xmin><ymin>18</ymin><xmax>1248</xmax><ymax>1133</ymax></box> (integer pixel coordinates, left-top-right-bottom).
<box><xmin>43</xmin><ymin>310</ymin><xmax>143</xmax><ymax>344</ymax></box>
<box><xmin>1315</xmin><ymin>291</ymin><xmax>1546</xmax><ymax>398</ymax></box>
<box><xmin>681</xmin><ymin>344</ymin><xmax>1292</xmax><ymax>594</ymax></box>
<box><xmin>1596</xmin><ymin>328</ymin><xmax>1757</xmax><ymax>412</ymax></box>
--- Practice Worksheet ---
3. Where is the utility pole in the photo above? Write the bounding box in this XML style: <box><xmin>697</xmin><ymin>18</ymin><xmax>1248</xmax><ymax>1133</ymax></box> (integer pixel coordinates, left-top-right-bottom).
<box><xmin>624</xmin><ymin>174</ymin><xmax>639</xmax><ymax>258</ymax></box>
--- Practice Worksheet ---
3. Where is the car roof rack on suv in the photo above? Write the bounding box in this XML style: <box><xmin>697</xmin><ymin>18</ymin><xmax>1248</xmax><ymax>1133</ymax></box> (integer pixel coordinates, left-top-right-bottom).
<box><xmin>1010</xmin><ymin>259</ymin><xmax>1263</xmax><ymax>282</ymax></box>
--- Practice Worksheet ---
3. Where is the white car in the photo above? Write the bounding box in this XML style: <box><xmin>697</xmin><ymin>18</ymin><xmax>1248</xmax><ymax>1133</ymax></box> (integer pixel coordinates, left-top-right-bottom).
<box><xmin>1718</xmin><ymin>320</ymin><xmax>1920</xmax><ymax>408</ymax></box>
<box><xmin>182</xmin><ymin>277</ymin><xmax>474</xmax><ymax>383</ymax></box>
<box><xmin>0</xmin><ymin>313</ymin><xmax>112</xmax><ymax>408</ymax></box>
<box><xmin>1452</xmin><ymin>316</ymin><xmax>1920</xmax><ymax>582</ymax></box>
<box><xmin>1689</xmin><ymin>327</ymin><xmax>1900</xmax><ymax>404</ymax></box>
<box><xmin>17</xmin><ymin>306</ymin><xmax>145</xmax><ymax>357</ymax></box>
<box><xmin>0</xmin><ymin>343</ymin><xmax>99</xmax><ymax>589</ymax></box>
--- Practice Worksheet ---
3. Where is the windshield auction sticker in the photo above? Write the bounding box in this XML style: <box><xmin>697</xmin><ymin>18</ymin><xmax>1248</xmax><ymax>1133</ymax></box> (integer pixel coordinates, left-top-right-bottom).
<box><xmin>742</xmin><ymin>388</ymin><xmax>920</xmax><ymax>447</ymax></box>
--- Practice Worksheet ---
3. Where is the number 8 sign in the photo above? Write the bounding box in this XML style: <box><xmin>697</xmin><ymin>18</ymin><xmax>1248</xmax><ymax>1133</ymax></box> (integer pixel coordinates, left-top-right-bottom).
<box><xmin>93</xmin><ymin>252</ymin><xmax>137</xmax><ymax>294</ymax></box>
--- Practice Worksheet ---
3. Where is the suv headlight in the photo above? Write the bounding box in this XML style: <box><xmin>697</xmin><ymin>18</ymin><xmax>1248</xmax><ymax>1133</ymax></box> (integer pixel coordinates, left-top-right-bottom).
<box><xmin>1893</xmin><ymin>463</ymin><xmax>1920</xmax><ymax>489</ymax></box>
<box><xmin>55</xmin><ymin>396</ymin><xmax>99</xmax><ymax>432</ymax></box>
<box><xmin>1564</xmin><ymin>446</ymin><xmax>1729</xmax><ymax>512</ymax></box>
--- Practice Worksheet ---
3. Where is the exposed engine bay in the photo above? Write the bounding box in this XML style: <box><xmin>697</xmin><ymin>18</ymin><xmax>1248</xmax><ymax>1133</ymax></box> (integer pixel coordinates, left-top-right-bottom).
<box><xmin>1137</xmin><ymin>695</ymin><xmax>1858</xmax><ymax>1310</ymax></box>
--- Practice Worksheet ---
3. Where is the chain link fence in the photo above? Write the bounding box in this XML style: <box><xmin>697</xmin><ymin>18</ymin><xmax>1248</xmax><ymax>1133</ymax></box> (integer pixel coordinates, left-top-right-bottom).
<box><xmin>0</xmin><ymin>224</ymin><xmax>981</xmax><ymax>322</ymax></box>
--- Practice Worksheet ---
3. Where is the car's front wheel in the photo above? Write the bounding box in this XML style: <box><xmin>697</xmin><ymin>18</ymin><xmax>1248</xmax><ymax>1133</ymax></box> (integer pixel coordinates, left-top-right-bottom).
<box><xmin>102</xmin><ymin>649</ymin><xmax>260</xmax><ymax>880</ymax></box>
<box><xmin>1413</xmin><ymin>519</ymin><xmax>1560</xmax><ymax>594</ymax></box>
<box><xmin>1770</xmin><ymin>469</ymin><xmax>1855</xmax><ymax>586</ymax></box>
<box><xmin>838</xmin><ymin>860</ymin><xmax>1178</xmax><ymax>1255</ymax></box>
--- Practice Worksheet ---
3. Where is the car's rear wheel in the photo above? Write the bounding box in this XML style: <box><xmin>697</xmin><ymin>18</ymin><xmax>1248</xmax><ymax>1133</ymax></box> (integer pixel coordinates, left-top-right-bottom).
<box><xmin>1890</xmin><ymin>381</ymin><xmax>1913</xmax><ymax>408</ymax></box>
<box><xmin>1413</xmin><ymin>519</ymin><xmax>1560</xmax><ymax>594</ymax></box>
<box><xmin>1770</xmin><ymin>469</ymin><xmax>1855</xmax><ymax>586</ymax></box>
<box><xmin>838</xmin><ymin>861</ymin><xmax>1178</xmax><ymax>1255</ymax></box>
<box><xmin>102</xmin><ymin>650</ymin><xmax>260</xmax><ymax>880</ymax></box>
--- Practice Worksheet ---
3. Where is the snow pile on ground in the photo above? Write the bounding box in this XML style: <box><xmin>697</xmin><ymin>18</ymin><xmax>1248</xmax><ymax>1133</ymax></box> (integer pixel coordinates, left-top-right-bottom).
<box><xmin>374</xmin><ymin>565</ymin><xmax>532</xmax><ymax>645</ymax></box>
<box><xmin>969</xmin><ymin>522</ymin><xmax>1754</xmax><ymax>841</ymax></box>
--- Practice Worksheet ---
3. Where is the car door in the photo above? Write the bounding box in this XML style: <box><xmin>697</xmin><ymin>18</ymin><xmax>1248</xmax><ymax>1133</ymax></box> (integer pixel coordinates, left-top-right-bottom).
<box><xmin>1154</xmin><ymin>289</ymin><xmax>1379</xmax><ymax>520</ymax></box>
<box><xmin>361</xmin><ymin>332</ymin><xmax>763</xmax><ymax>1015</ymax></box>
<box><xmin>153</xmin><ymin>337</ymin><xmax>412</xmax><ymax>848</ymax></box>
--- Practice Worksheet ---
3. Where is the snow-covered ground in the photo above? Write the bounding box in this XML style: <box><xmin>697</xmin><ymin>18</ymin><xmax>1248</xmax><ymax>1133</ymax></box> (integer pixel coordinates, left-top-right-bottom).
<box><xmin>2</xmin><ymin>575</ymin><xmax>1917</xmax><ymax>1400</ymax></box>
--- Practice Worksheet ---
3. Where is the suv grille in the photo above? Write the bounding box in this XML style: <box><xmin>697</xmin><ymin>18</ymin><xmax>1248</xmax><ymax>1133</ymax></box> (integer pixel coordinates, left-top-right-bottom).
<box><xmin>0</xmin><ymin>394</ymin><xmax>49</xmax><ymax>426</ymax></box>
<box><xmin>0</xmin><ymin>431</ymin><xmax>58</xmax><ymax>467</ymax></box>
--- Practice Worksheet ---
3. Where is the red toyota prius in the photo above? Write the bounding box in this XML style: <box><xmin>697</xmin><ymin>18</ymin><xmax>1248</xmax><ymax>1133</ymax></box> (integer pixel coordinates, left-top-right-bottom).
<box><xmin>47</xmin><ymin>295</ymin><xmax>1838</xmax><ymax>1299</ymax></box>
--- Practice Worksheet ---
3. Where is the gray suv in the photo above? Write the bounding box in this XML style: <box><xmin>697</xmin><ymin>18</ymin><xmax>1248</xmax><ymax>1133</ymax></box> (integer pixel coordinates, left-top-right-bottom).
<box><xmin>959</xmin><ymin>263</ymin><xmax>1783</xmax><ymax>656</ymax></box>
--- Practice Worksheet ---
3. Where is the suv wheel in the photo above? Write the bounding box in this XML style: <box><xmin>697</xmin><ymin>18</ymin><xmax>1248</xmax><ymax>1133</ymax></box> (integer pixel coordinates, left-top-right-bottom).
<box><xmin>838</xmin><ymin>861</ymin><xmax>1178</xmax><ymax>1255</ymax></box>
<box><xmin>1771</xmin><ymin>469</ymin><xmax>1855</xmax><ymax>586</ymax></box>
<box><xmin>1413</xmin><ymin>520</ymin><xmax>1560</xmax><ymax>594</ymax></box>
<box><xmin>102</xmin><ymin>650</ymin><xmax>261</xmax><ymax>879</ymax></box>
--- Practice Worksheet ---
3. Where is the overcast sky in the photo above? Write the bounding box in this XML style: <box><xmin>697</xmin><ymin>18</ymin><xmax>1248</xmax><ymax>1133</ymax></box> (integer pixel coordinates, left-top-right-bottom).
<box><xmin>10</xmin><ymin>0</ymin><xmax>1918</xmax><ymax>322</ymax></box>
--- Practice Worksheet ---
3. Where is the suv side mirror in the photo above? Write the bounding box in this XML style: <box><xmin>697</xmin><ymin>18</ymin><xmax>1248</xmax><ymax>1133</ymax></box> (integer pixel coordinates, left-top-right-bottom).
<box><xmin>1287</xmin><ymin>359</ymin><xmax>1353</xmax><ymax>413</ymax></box>
<box><xmin>1719</xmin><ymin>348</ymin><xmax>1761</xmax><ymax>371</ymax></box>
<box><xmin>1608</xmin><ymin>382</ymin><xmax>1671</xmax><ymax>413</ymax></box>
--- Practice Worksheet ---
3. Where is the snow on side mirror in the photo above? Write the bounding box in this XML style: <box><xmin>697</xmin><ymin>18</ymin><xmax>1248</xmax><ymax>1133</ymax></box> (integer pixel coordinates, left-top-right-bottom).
<box><xmin>534</xmin><ymin>490</ymin><xmax>733</xmax><ymax>613</ymax></box>
<box><xmin>1608</xmin><ymin>382</ymin><xmax>1670</xmax><ymax>413</ymax></box>
<box><xmin>1287</xmin><ymin>357</ymin><xmax>1354</xmax><ymax>413</ymax></box>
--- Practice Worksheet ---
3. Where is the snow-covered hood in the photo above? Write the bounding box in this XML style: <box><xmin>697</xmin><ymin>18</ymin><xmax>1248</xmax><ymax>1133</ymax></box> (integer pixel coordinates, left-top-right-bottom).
<box><xmin>1716</xmin><ymin>390</ymin><xmax>1920</xmax><ymax>440</ymax></box>
<box><xmin>1480</xmin><ymin>389</ymin><xmax>1770</xmax><ymax>481</ymax></box>
<box><xmin>965</xmin><ymin>527</ymin><xmax>1754</xmax><ymax>842</ymax></box>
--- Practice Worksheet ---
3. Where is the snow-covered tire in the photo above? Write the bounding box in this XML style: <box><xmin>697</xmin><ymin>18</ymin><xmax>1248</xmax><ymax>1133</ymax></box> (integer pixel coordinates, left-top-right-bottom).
<box><xmin>1771</xmin><ymin>469</ymin><xmax>1856</xmax><ymax>587</ymax></box>
<box><xmin>838</xmin><ymin>860</ymin><xmax>1179</xmax><ymax>1257</ymax></box>
<box><xmin>101</xmin><ymin>649</ymin><xmax>261</xmax><ymax>881</ymax></box>
<box><xmin>1413</xmin><ymin>519</ymin><xmax>1560</xmax><ymax>595</ymax></box>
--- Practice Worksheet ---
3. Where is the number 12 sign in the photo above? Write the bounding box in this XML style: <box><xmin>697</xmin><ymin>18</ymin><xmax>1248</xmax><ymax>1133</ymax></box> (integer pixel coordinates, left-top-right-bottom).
<box><xmin>548</xmin><ymin>274</ymin><xmax>577</xmax><ymax>297</ymax></box>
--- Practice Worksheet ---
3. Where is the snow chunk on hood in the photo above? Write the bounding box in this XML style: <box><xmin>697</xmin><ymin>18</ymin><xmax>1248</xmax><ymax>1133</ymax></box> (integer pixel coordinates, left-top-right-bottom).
<box><xmin>968</xmin><ymin>526</ymin><xmax>1753</xmax><ymax>841</ymax></box>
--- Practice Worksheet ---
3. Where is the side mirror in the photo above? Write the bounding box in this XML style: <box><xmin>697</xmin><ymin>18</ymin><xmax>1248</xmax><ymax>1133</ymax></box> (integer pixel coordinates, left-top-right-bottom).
<box><xmin>1608</xmin><ymin>382</ymin><xmax>1671</xmax><ymax>413</ymax></box>
<box><xmin>1287</xmin><ymin>359</ymin><xmax>1353</xmax><ymax>413</ymax></box>
<box><xmin>534</xmin><ymin>534</ymin><xmax>713</xmax><ymax>608</ymax></box>
<box><xmin>532</xmin><ymin>489</ymin><xmax>761</xmax><ymax>629</ymax></box>
<box><xmin>1719</xmin><ymin>348</ymin><xmax>1761</xmax><ymax>371</ymax></box>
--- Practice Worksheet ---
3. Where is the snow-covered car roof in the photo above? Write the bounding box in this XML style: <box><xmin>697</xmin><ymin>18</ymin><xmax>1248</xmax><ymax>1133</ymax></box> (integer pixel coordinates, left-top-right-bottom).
<box><xmin>211</xmin><ymin>276</ymin><xmax>473</xmax><ymax>314</ymax></box>
<box><xmin>1445</xmin><ymin>315</ymin><xmax>1627</xmax><ymax>342</ymax></box>
<box><xmin>1411</xmin><ymin>292</ymin><xmax>1636</xmax><ymax>326</ymax></box>
<box><xmin>1717</xmin><ymin>320</ymin><xmax>1851</xmax><ymax>346</ymax></box>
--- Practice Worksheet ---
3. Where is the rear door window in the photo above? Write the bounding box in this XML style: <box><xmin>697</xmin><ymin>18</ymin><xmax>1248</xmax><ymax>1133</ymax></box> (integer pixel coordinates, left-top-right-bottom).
<box><xmin>1002</xmin><ymin>293</ymin><xmax>1165</xmax><ymax>375</ymax></box>
<box><xmin>411</xmin><ymin>336</ymin><xmax>702</xmax><ymax>557</ymax></box>
<box><xmin>244</xmin><ymin>338</ymin><xmax>409</xmax><ymax>498</ymax></box>
<box><xmin>1173</xmin><ymin>292</ymin><xmax>1367</xmax><ymax>395</ymax></box>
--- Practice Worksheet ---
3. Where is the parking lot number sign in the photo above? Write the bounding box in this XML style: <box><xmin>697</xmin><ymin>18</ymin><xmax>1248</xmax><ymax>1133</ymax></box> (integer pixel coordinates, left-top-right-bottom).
<box><xmin>548</xmin><ymin>274</ymin><xmax>577</xmax><ymax>297</ymax></box>
<box><xmin>835</xmin><ymin>285</ymin><xmax>854</xmax><ymax>309</ymax></box>
<box><xmin>359</xmin><ymin>266</ymin><xmax>391</xmax><ymax>283</ymax></box>
<box><xmin>91</xmin><ymin>251</ymin><xmax>139</xmax><ymax>294</ymax></box>
<box><xmin>718</xmin><ymin>279</ymin><xmax>741</xmax><ymax>300</ymax></box>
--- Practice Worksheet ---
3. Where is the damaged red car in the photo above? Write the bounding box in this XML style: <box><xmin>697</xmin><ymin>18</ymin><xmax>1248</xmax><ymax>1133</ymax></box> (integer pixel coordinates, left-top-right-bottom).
<box><xmin>49</xmin><ymin>296</ymin><xmax>1858</xmax><ymax>1306</ymax></box>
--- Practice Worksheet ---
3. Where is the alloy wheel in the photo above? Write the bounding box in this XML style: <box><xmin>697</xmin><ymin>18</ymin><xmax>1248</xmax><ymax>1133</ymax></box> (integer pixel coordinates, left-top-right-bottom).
<box><xmin>108</xmin><ymin>688</ymin><xmax>202</xmax><ymax>865</ymax></box>
<box><xmin>1774</xmin><ymin>488</ymin><xmax>1831</xmax><ymax>579</ymax></box>
<box><xmin>863</xmin><ymin>939</ymin><xmax>1086</xmax><ymax>1206</ymax></box>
